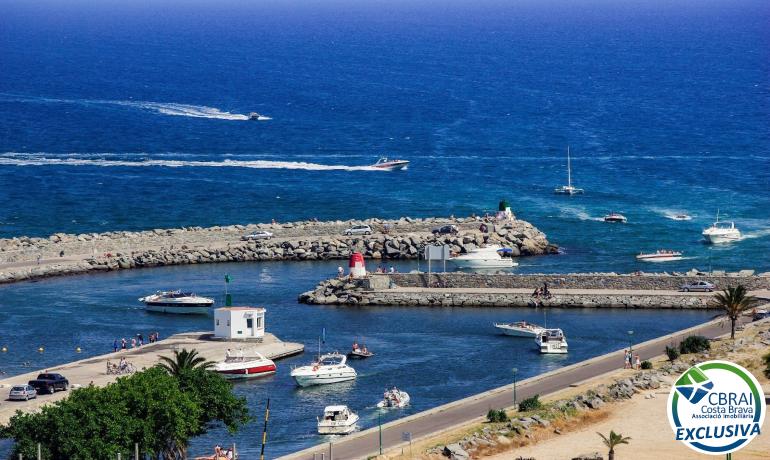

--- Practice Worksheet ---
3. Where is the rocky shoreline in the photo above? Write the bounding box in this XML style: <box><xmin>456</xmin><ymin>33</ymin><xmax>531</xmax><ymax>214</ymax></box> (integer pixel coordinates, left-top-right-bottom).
<box><xmin>0</xmin><ymin>216</ymin><xmax>555</xmax><ymax>285</ymax></box>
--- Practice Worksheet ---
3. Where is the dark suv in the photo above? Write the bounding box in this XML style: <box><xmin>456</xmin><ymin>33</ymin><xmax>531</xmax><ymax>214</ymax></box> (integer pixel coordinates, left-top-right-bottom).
<box><xmin>28</xmin><ymin>373</ymin><xmax>69</xmax><ymax>394</ymax></box>
<box><xmin>432</xmin><ymin>224</ymin><xmax>459</xmax><ymax>235</ymax></box>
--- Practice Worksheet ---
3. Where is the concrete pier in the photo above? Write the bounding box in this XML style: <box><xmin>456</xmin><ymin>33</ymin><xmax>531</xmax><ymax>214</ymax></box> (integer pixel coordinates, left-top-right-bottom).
<box><xmin>0</xmin><ymin>332</ymin><xmax>303</xmax><ymax>425</ymax></box>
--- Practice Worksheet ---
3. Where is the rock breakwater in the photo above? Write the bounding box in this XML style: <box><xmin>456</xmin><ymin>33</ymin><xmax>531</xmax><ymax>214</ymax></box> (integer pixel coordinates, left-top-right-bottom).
<box><xmin>0</xmin><ymin>216</ymin><xmax>555</xmax><ymax>284</ymax></box>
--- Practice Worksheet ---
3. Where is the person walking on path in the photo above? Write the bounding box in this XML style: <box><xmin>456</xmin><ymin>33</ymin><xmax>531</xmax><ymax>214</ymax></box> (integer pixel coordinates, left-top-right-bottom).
<box><xmin>623</xmin><ymin>349</ymin><xmax>631</xmax><ymax>369</ymax></box>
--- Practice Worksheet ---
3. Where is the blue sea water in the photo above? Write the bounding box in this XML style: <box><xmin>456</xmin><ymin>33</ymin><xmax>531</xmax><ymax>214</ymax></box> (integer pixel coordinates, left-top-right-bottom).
<box><xmin>0</xmin><ymin>0</ymin><xmax>768</xmax><ymax>273</ymax></box>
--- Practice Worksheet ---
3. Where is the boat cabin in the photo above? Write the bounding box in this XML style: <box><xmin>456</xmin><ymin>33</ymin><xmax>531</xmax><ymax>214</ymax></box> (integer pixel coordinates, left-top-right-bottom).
<box><xmin>214</xmin><ymin>307</ymin><xmax>266</xmax><ymax>340</ymax></box>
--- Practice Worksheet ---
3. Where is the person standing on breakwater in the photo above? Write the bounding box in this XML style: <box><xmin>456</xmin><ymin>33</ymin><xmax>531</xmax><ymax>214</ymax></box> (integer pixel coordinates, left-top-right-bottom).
<box><xmin>634</xmin><ymin>354</ymin><xmax>641</xmax><ymax>370</ymax></box>
<box><xmin>121</xmin><ymin>338</ymin><xmax>127</xmax><ymax>350</ymax></box>
<box><xmin>113</xmin><ymin>339</ymin><xmax>118</xmax><ymax>353</ymax></box>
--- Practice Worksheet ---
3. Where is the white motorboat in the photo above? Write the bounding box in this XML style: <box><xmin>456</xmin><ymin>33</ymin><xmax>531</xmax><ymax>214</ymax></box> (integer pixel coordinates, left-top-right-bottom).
<box><xmin>138</xmin><ymin>290</ymin><xmax>214</xmax><ymax>314</ymax></box>
<box><xmin>248</xmin><ymin>112</ymin><xmax>272</xmax><ymax>121</ymax></box>
<box><xmin>494</xmin><ymin>321</ymin><xmax>545</xmax><ymax>338</ymax></box>
<box><xmin>603</xmin><ymin>212</ymin><xmax>627</xmax><ymax>223</ymax></box>
<box><xmin>536</xmin><ymin>328</ymin><xmax>568</xmax><ymax>354</ymax></box>
<box><xmin>317</xmin><ymin>405</ymin><xmax>359</xmax><ymax>435</ymax></box>
<box><xmin>370</xmin><ymin>157</ymin><xmax>409</xmax><ymax>171</ymax></box>
<box><xmin>636</xmin><ymin>250</ymin><xmax>684</xmax><ymax>262</ymax></box>
<box><xmin>377</xmin><ymin>387</ymin><xmax>410</xmax><ymax>409</ymax></box>
<box><xmin>214</xmin><ymin>348</ymin><xmax>277</xmax><ymax>380</ymax></box>
<box><xmin>450</xmin><ymin>245</ymin><xmax>517</xmax><ymax>269</ymax></box>
<box><xmin>671</xmin><ymin>213</ymin><xmax>692</xmax><ymax>221</ymax></box>
<box><xmin>554</xmin><ymin>146</ymin><xmax>584</xmax><ymax>195</ymax></box>
<box><xmin>702</xmin><ymin>211</ymin><xmax>740</xmax><ymax>244</ymax></box>
<box><xmin>290</xmin><ymin>352</ymin><xmax>357</xmax><ymax>387</ymax></box>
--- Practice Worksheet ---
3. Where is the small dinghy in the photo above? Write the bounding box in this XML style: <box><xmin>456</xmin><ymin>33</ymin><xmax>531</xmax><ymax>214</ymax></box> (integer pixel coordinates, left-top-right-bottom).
<box><xmin>347</xmin><ymin>340</ymin><xmax>374</xmax><ymax>359</ymax></box>
<box><xmin>377</xmin><ymin>387</ymin><xmax>410</xmax><ymax>409</ymax></box>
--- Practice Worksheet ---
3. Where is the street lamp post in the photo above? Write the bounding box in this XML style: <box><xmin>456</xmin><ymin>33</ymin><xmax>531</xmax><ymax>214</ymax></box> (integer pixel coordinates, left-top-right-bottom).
<box><xmin>512</xmin><ymin>367</ymin><xmax>518</xmax><ymax>408</ymax></box>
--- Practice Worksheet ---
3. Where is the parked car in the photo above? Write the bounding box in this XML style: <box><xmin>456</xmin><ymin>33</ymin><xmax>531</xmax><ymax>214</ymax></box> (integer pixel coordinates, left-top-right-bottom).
<box><xmin>241</xmin><ymin>231</ymin><xmax>273</xmax><ymax>241</ymax></box>
<box><xmin>8</xmin><ymin>384</ymin><xmax>37</xmax><ymax>401</ymax></box>
<box><xmin>679</xmin><ymin>281</ymin><xmax>715</xmax><ymax>292</ymax></box>
<box><xmin>343</xmin><ymin>224</ymin><xmax>372</xmax><ymax>236</ymax></box>
<box><xmin>28</xmin><ymin>373</ymin><xmax>69</xmax><ymax>394</ymax></box>
<box><xmin>432</xmin><ymin>224</ymin><xmax>459</xmax><ymax>235</ymax></box>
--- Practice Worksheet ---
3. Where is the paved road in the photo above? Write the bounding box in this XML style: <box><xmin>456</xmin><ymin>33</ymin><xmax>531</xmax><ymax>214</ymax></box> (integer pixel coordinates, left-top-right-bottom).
<box><xmin>279</xmin><ymin>316</ymin><xmax>753</xmax><ymax>460</ymax></box>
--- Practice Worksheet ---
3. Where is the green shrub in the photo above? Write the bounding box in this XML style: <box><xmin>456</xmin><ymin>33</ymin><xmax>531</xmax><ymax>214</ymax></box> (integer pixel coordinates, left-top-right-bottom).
<box><xmin>665</xmin><ymin>345</ymin><xmax>680</xmax><ymax>362</ymax></box>
<box><xmin>486</xmin><ymin>408</ymin><xmax>508</xmax><ymax>423</ymax></box>
<box><xmin>640</xmin><ymin>360</ymin><xmax>653</xmax><ymax>370</ymax></box>
<box><xmin>679</xmin><ymin>335</ymin><xmax>710</xmax><ymax>354</ymax></box>
<box><xmin>518</xmin><ymin>394</ymin><xmax>542</xmax><ymax>412</ymax></box>
<box><xmin>763</xmin><ymin>352</ymin><xmax>770</xmax><ymax>379</ymax></box>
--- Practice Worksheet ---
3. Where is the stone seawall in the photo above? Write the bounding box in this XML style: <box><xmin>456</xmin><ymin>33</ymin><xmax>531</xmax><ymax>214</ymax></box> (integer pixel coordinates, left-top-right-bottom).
<box><xmin>385</xmin><ymin>272</ymin><xmax>770</xmax><ymax>291</ymax></box>
<box><xmin>298</xmin><ymin>273</ymin><xmax>770</xmax><ymax>309</ymax></box>
<box><xmin>0</xmin><ymin>216</ymin><xmax>555</xmax><ymax>284</ymax></box>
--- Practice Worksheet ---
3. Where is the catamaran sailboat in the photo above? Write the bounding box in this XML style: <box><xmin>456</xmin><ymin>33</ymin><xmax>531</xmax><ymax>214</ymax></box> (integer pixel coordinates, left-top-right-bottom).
<box><xmin>554</xmin><ymin>147</ymin><xmax>584</xmax><ymax>195</ymax></box>
<box><xmin>702</xmin><ymin>210</ymin><xmax>741</xmax><ymax>244</ymax></box>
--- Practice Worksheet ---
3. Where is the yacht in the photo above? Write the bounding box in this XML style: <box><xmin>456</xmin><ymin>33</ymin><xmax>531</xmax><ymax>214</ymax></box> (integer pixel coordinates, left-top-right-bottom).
<box><xmin>636</xmin><ymin>250</ymin><xmax>683</xmax><ymax>262</ymax></box>
<box><xmin>450</xmin><ymin>245</ymin><xmax>517</xmax><ymax>269</ymax></box>
<box><xmin>248</xmin><ymin>112</ymin><xmax>272</xmax><ymax>121</ymax></box>
<box><xmin>554</xmin><ymin>147</ymin><xmax>584</xmax><ymax>195</ymax></box>
<box><xmin>377</xmin><ymin>387</ymin><xmax>411</xmax><ymax>409</ymax></box>
<box><xmin>603</xmin><ymin>212</ymin><xmax>627</xmax><ymax>223</ymax></box>
<box><xmin>138</xmin><ymin>290</ymin><xmax>214</xmax><ymax>314</ymax></box>
<box><xmin>213</xmin><ymin>349</ymin><xmax>276</xmax><ymax>380</ymax></box>
<box><xmin>290</xmin><ymin>352</ymin><xmax>357</xmax><ymax>387</ymax></box>
<box><xmin>536</xmin><ymin>328</ymin><xmax>568</xmax><ymax>354</ymax></box>
<box><xmin>702</xmin><ymin>211</ymin><xmax>741</xmax><ymax>244</ymax></box>
<box><xmin>370</xmin><ymin>157</ymin><xmax>410</xmax><ymax>171</ymax></box>
<box><xmin>317</xmin><ymin>405</ymin><xmax>359</xmax><ymax>435</ymax></box>
<box><xmin>494</xmin><ymin>321</ymin><xmax>545</xmax><ymax>338</ymax></box>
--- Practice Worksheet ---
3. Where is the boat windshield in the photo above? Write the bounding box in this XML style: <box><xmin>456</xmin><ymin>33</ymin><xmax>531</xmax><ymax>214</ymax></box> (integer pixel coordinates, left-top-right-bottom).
<box><xmin>319</xmin><ymin>355</ymin><xmax>343</xmax><ymax>365</ymax></box>
<box><xmin>712</xmin><ymin>222</ymin><xmax>735</xmax><ymax>229</ymax></box>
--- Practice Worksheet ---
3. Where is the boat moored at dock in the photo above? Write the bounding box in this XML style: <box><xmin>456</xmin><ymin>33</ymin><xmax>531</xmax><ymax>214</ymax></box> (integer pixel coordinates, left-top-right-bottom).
<box><xmin>214</xmin><ymin>348</ymin><xmax>277</xmax><ymax>380</ymax></box>
<box><xmin>536</xmin><ymin>328</ymin><xmax>568</xmax><ymax>354</ymax></box>
<box><xmin>139</xmin><ymin>290</ymin><xmax>214</xmax><ymax>314</ymax></box>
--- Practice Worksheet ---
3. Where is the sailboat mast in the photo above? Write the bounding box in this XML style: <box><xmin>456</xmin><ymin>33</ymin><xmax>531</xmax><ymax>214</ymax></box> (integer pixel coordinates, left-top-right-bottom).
<box><xmin>567</xmin><ymin>146</ymin><xmax>572</xmax><ymax>187</ymax></box>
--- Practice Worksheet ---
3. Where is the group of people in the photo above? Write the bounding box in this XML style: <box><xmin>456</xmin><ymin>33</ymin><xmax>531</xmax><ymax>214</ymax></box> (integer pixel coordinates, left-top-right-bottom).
<box><xmin>623</xmin><ymin>349</ymin><xmax>642</xmax><ymax>370</ymax></box>
<box><xmin>531</xmin><ymin>283</ymin><xmax>552</xmax><ymax>299</ymax></box>
<box><xmin>112</xmin><ymin>332</ymin><xmax>160</xmax><ymax>352</ymax></box>
<box><xmin>374</xmin><ymin>264</ymin><xmax>397</xmax><ymax>274</ymax></box>
<box><xmin>195</xmin><ymin>445</ymin><xmax>235</xmax><ymax>460</ymax></box>
<box><xmin>106</xmin><ymin>356</ymin><xmax>135</xmax><ymax>375</ymax></box>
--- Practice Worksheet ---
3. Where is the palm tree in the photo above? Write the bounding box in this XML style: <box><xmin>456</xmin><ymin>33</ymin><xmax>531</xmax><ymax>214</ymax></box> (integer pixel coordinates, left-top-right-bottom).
<box><xmin>157</xmin><ymin>348</ymin><xmax>214</xmax><ymax>376</ymax></box>
<box><xmin>710</xmin><ymin>285</ymin><xmax>759</xmax><ymax>339</ymax></box>
<box><xmin>597</xmin><ymin>430</ymin><xmax>631</xmax><ymax>460</ymax></box>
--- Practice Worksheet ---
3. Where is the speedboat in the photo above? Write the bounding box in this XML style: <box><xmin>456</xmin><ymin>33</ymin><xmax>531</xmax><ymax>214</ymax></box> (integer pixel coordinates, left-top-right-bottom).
<box><xmin>494</xmin><ymin>321</ymin><xmax>545</xmax><ymax>338</ymax></box>
<box><xmin>248</xmin><ymin>112</ymin><xmax>272</xmax><ymax>121</ymax></box>
<box><xmin>603</xmin><ymin>212</ymin><xmax>627</xmax><ymax>223</ymax></box>
<box><xmin>290</xmin><ymin>352</ymin><xmax>357</xmax><ymax>387</ymax></box>
<box><xmin>317</xmin><ymin>405</ymin><xmax>359</xmax><ymax>435</ymax></box>
<box><xmin>370</xmin><ymin>157</ymin><xmax>409</xmax><ymax>171</ymax></box>
<box><xmin>554</xmin><ymin>147</ymin><xmax>584</xmax><ymax>195</ymax></box>
<box><xmin>138</xmin><ymin>290</ymin><xmax>214</xmax><ymax>314</ymax></box>
<box><xmin>450</xmin><ymin>245</ymin><xmax>517</xmax><ymax>269</ymax></box>
<box><xmin>702</xmin><ymin>211</ymin><xmax>740</xmax><ymax>244</ymax></box>
<box><xmin>214</xmin><ymin>349</ymin><xmax>277</xmax><ymax>380</ymax></box>
<box><xmin>377</xmin><ymin>387</ymin><xmax>410</xmax><ymax>409</ymax></box>
<box><xmin>636</xmin><ymin>250</ymin><xmax>684</xmax><ymax>262</ymax></box>
<box><xmin>671</xmin><ymin>213</ymin><xmax>692</xmax><ymax>221</ymax></box>
<box><xmin>536</xmin><ymin>328</ymin><xmax>568</xmax><ymax>354</ymax></box>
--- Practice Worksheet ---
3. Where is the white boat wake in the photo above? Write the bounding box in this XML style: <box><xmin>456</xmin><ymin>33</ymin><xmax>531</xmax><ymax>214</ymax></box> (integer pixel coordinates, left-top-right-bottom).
<box><xmin>741</xmin><ymin>228</ymin><xmax>770</xmax><ymax>240</ymax></box>
<box><xmin>0</xmin><ymin>94</ymin><xmax>259</xmax><ymax>121</ymax></box>
<box><xmin>0</xmin><ymin>153</ymin><xmax>379</xmax><ymax>171</ymax></box>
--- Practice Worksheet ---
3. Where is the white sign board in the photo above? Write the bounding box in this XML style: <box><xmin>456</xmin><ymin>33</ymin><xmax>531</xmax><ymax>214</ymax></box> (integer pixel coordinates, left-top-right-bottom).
<box><xmin>423</xmin><ymin>245</ymin><xmax>451</xmax><ymax>261</ymax></box>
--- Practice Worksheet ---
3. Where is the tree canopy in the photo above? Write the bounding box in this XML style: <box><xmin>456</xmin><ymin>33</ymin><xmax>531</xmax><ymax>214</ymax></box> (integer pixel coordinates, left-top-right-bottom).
<box><xmin>1</xmin><ymin>354</ymin><xmax>249</xmax><ymax>460</ymax></box>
